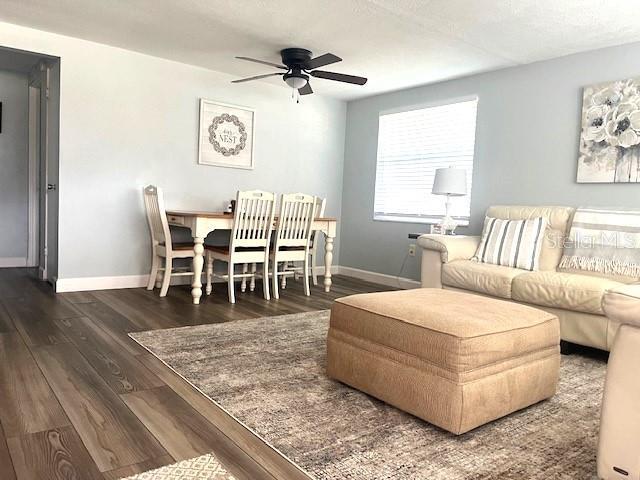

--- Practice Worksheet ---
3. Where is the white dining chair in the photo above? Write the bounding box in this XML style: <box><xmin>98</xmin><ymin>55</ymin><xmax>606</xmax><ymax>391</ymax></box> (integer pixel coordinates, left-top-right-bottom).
<box><xmin>205</xmin><ymin>190</ymin><xmax>276</xmax><ymax>304</ymax></box>
<box><xmin>143</xmin><ymin>185</ymin><xmax>195</xmax><ymax>297</ymax></box>
<box><xmin>271</xmin><ymin>193</ymin><xmax>317</xmax><ymax>299</ymax></box>
<box><xmin>284</xmin><ymin>196</ymin><xmax>326</xmax><ymax>287</ymax></box>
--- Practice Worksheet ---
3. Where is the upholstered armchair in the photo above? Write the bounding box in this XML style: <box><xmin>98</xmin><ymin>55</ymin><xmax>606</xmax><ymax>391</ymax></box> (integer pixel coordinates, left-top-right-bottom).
<box><xmin>598</xmin><ymin>284</ymin><xmax>640</xmax><ymax>480</ymax></box>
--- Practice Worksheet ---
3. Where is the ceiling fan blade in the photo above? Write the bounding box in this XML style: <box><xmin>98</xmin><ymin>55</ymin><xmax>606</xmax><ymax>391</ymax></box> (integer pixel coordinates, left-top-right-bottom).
<box><xmin>235</xmin><ymin>56</ymin><xmax>287</xmax><ymax>70</ymax></box>
<box><xmin>310</xmin><ymin>70</ymin><xmax>367</xmax><ymax>85</ymax></box>
<box><xmin>298</xmin><ymin>82</ymin><xmax>313</xmax><ymax>95</ymax></box>
<box><xmin>231</xmin><ymin>72</ymin><xmax>284</xmax><ymax>83</ymax></box>
<box><xmin>303</xmin><ymin>53</ymin><xmax>342</xmax><ymax>70</ymax></box>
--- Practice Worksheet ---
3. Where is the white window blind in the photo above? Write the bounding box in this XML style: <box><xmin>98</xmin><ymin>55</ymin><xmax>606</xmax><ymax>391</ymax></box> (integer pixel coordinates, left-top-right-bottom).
<box><xmin>373</xmin><ymin>98</ymin><xmax>478</xmax><ymax>224</ymax></box>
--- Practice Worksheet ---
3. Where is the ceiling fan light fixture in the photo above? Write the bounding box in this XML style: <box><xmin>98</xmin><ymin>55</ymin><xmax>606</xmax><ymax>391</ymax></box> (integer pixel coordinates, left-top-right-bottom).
<box><xmin>233</xmin><ymin>50</ymin><xmax>367</xmax><ymax>96</ymax></box>
<box><xmin>283</xmin><ymin>72</ymin><xmax>308</xmax><ymax>89</ymax></box>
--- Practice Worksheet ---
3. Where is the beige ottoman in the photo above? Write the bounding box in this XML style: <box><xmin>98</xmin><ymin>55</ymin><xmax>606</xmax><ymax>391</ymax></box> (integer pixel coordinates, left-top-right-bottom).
<box><xmin>327</xmin><ymin>288</ymin><xmax>560</xmax><ymax>434</ymax></box>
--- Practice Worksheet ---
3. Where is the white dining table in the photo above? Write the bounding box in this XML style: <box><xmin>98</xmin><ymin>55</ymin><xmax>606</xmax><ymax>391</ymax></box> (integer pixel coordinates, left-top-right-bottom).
<box><xmin>166</xmin><ymin>210</ymin><xmax>338</xmax><ymax>304</ymax></box>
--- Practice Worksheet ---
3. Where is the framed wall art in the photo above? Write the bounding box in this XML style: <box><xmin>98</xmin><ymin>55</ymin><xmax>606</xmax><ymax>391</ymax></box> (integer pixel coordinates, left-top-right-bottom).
<box><xmin>198</xmin><ymin>99</ymin><xmax>255</xmax><ymax>169</ymax></box>
<box><xmin>577</xmin><ymin>77</ymin><xmax>640</xmax><ymax>183</ymax></box>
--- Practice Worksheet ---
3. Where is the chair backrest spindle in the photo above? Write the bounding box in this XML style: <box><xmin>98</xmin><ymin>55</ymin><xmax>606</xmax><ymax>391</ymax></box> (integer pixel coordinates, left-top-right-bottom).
<box><xmin>143</xmin><ymin>185</ymin><xmax>173</xmax><ymax>251</ymax></box>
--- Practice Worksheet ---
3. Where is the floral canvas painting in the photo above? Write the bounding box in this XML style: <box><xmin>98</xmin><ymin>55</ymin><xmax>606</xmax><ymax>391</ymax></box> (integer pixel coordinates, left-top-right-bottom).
<box><xmin>577</xmin><ymin>77</ymin><xmax>640</xmax><ymax>183</ymax></box>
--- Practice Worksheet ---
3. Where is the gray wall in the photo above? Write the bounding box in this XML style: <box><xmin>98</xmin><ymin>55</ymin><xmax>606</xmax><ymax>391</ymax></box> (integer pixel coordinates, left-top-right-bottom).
<box><xmin>0</xmin><ymin>69</ymin><xmax>28</xmax><ymax>261</ymax></box>
<box><xmin>0</xmin><ymin>22</ymin><xmax>346</xmax><ymax>280</ymax></box>
<box><xmin>342</xmin><ymin>42</ymin><xmax>640</xmax><ymax>281</ymax></box>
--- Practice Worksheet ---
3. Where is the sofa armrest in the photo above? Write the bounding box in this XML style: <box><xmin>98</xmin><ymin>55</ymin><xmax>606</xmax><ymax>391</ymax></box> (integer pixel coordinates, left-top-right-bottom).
<box><xmin>417</xmin><ymin>234</ymin><xmax>481</xmax><ymax>263</ymax></box>
<box><xmin>603</xmin><ymin>284</ymin><xmax>640</xmax><ymax>327</ymax></box>
<box><xmin>417</xmin><ymin>235</ymin><xmax>480</xmax><ymax>289</ymax></box>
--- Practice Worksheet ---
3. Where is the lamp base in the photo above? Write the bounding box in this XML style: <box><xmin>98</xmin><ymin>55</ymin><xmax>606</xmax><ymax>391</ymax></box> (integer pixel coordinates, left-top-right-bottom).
<box><xmin>439</xmin><ymin>215</ymin><xmax>458</xmax><ymax>234</ymax></box>
<box><xmin>438</xmin><ymin>195</ymin><xmax>458</xmax><ymax>234</ymax></box>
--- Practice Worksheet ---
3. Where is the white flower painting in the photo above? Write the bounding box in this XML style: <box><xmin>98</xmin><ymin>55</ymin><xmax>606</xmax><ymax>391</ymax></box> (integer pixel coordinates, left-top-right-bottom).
<box><xmin>578</xmin><ymin>77</ymin><xmax>640</xmax><ymax>183</ymax></box>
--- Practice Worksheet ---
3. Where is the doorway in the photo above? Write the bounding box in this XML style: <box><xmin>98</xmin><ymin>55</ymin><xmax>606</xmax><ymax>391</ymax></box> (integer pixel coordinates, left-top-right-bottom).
<box><xmin>0</xmin><ymin>46</ymin><xmax>59</xmax><ymax>285</ymax></box>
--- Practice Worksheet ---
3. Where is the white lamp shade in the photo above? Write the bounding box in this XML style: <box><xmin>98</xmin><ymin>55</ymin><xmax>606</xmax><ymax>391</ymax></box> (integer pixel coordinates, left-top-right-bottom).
<box><xmin>285</xmin><ymin>76</ymin><xmax>308</xmax><ymax>89</ymax></box>
<box><xmin>432</xmin><ymin>167</ymin><xmax>467</xmax><ymax>196</ymax></box>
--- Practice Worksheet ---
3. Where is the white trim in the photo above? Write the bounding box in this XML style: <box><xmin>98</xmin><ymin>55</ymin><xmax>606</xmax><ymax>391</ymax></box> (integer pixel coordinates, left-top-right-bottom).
<box><xmin>55</xmin><ymin>275</ymin><xmax>149</xmax><ymax>292</ymax></box>
<box><xmin>27</xmin><ymin>86</ymin><xmax>40</xmax><ymax>267</ymax></box>
<box><xmin>55</xmin><ymin>274</ymin><xmax>204</xmax><ymax>293</ymax></box>
<box><xmin>373</xmin><ymin>213</ymin><xmax>470</xmax><ymax>226</ymax></box>
<box><xmin>53</xmin><ymin>265</ymin><xmax>415</xmax><ymax>293</ymax></box>
<box><xmin>311</xmin><ymin>265</ymin><xmax>340</xmax><ymax>276</ymax></box>
<box><xmin>338</xmin><ymin>266</ymin><xmax>420</xmax><ymax>289</ymax></box>
<box><xmin>0</xmin><ymin>257</ymin><xmax>28</xmax><ymax>268</ymax></box>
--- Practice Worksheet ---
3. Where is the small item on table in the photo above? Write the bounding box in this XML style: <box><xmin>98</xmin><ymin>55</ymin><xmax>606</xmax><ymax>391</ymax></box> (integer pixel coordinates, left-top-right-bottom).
<box><xmin>224</xmin><ymin>200</ymin><xmax>236</xmax><ymax>215</ymax></box>
<box><xmin>430</xmin><ymin>224</ymin><xmax>457</xmax><ymax>236</ymax></box>
<box><xmin>430</xmin><ymin>224</ymin><xmax>444</xmax><ymax>235</ymax></box>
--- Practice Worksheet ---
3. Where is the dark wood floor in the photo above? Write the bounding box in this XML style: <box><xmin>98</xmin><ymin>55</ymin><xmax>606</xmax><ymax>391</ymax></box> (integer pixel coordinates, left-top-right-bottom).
<box><xmin>0</xmin><ymin>268</ymin><xmax>391</xmax><ymax>479</ymax></box>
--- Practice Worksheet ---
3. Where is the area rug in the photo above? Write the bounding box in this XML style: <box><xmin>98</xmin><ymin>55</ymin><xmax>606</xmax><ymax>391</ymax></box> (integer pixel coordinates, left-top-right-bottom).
<box><xmin>124</xmin><ymin>453</ymin><xmax>234</xmax><ymax>479</ymax></box>
<box><xmin>130</xmin><ymin>311</ymin><xmax>606</xmax><ymax>480</ymax></box>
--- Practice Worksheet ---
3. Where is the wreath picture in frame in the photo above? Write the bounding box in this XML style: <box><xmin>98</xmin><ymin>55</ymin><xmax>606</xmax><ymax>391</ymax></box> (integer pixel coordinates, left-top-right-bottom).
<box><xmin>198</xmin><ymin>99</ymin><xmax>255</xmax><ymax>169</ymax></box>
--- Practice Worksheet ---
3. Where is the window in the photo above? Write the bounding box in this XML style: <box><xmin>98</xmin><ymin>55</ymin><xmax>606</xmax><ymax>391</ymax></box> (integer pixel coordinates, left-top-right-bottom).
<box><xmin>373</xmin><ymin>97</ymin><xmax>478</xmax><ymax>224</ymax></box>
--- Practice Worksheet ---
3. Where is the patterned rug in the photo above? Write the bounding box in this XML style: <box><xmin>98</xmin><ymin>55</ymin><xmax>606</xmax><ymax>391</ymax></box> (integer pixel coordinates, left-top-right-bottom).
<box><xmin>131</xmin><ymin>310</ymin><xmax>606</xmax><ymax>480</ymax></box>
<box><xmin>124</xmin><ymin>454</ymin><xmax>234</xmax><ymax>479</ymax></box>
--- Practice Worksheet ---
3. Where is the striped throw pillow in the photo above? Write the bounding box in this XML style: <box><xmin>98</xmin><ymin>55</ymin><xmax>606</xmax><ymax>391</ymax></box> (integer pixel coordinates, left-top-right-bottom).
<box><xmin>473</xmin><ymin>216</ymin><xmax>547</xmax><ymax>271</ymax></box>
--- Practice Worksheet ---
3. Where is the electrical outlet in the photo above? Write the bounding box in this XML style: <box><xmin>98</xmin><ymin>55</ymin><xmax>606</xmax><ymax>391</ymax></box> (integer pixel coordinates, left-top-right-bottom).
<box><xmin>408</xmin><ymin>244</ymin><xmax>416</xmax><ymax>257</ymax></box>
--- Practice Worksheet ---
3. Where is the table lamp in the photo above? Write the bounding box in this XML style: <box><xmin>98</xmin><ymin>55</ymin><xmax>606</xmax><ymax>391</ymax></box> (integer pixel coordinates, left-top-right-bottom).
<box><xmin>432</xmin><ymin>167</ymin><xmax>467</xmax><ymax>234</ymax></box>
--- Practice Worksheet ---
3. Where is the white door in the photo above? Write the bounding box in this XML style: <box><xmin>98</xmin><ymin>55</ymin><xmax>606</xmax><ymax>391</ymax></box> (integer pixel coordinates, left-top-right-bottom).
<box><xmin>31</xmin><ymin>62</ymin><xmax>59</xmax><ymax>283</ymax></box>
<box><xmin>44</xmin><ymin>62</ymin><xmax>60</xmax><ymax>283</ymax></box>
<box><xmin>27</xmin><ymin>86</ymin><xmax>40</xmax><ymax>268</ymax></box>
<box><xmin>37</xmin><ymin>76</ymin><xmax>48</xmax><ymax>280</ymax></box>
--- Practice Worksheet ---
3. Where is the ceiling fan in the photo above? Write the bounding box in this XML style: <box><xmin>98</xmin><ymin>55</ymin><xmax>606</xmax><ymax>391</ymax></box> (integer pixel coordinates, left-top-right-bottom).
<box><xmin>232</xmin><ymin>48</ymin><xmax>367</xmax><ymax>96</ymax></box>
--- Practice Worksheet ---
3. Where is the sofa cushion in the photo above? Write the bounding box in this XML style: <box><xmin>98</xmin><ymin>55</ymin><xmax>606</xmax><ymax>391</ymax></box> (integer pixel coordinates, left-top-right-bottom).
<box><xmin>512</xmin><ymin>271</ymin><xmax>623</xmax><ymax>315</ymax></box>
<box><xmin>442</xmin><ymin>259</ymin><xmax>526</xmax><ymax>299</ymax></box>
<box><xmin>486</xmin><ymin>206</ymin><xmax>575</xmax><ymax>271</ymax></box>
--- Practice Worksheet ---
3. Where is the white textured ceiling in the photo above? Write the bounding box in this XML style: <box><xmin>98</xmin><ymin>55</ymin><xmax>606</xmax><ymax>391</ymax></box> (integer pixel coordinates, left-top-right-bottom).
<box><xmin>1</xmin><ymin>0</ymin><xmax>640</xmax><ymax>100</ymax></box>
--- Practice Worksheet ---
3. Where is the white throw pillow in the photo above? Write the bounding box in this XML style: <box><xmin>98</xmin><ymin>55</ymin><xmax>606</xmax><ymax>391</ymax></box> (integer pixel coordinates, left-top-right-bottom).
<box><xmin>473</xmin><ymin>216</ymin><xmax>547</xmax><ymax>271</ymax></box>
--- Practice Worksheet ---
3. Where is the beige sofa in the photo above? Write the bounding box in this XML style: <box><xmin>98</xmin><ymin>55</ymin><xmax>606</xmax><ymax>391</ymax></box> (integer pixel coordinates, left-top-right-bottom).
<box><xmin>418</xmin><ymin>206</ymin><xmax>640</xmax><ymax>351</ymax></box>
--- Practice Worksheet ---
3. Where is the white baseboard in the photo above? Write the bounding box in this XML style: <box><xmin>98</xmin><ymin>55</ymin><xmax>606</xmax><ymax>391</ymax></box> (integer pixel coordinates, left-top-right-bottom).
<box><xmin>55</xmin><ymin>267</ymin><xmax>339</xmax><ymax>293</ymax></box>
<box><xmin>54</xmin><ymin>265</ymin><xmax>412</xmax><ymax>293</ymax></box>
<box><xmin>55</xmin><ymin>272</ymin><xmax>210</xmax><ymax>292</ymax></box>
<box><xmin>0</xmin><ymin>257</ymin><xmax>28</xmax><ymax>268</ymax></box>
<box><xmin>338</xmin><ymin>266</ymin><xmax>420</xmax><ymax>289</ymax></box>
<box><xmin>56</xmin><ymin>275</ymin><xmax>149</xmax><ymax>292</ymax></box>
<box><xmin>310</xmin><ymin>265</ymin><xmax>340</xmax><ymax>276</ymax></box>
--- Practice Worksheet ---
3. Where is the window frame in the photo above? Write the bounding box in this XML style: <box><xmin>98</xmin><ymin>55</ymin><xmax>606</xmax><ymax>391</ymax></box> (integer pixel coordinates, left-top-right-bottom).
<box><xmin>372</xmin><ymin>95</ymin><xmax>479</xmax><ymax>226</ymax></box>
